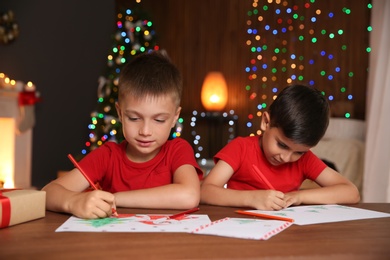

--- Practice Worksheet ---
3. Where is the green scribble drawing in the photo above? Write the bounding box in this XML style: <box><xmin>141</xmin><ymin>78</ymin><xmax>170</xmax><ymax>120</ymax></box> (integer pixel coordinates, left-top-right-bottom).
<box><xmin>311</xmin><ymin>206</ymin><xmax>328</xmax><ymax>210</ymax></box>
<box><xmin>274</xmin><ymin>212</ymin><xmax>288</xmax><ymax>217</ymax></box>
<box><xmin>77</xmin><ymin>217</ymin><xmax>127</xmax><ymax>228</ymax></box>
<box><xmin>306</xmin><ymin>210</ymin><xmax>320</xmax><ymax>213</ymax></box>
<box><xmin>233</xmin><ymin>219</ymin><xmax>257</xmax><ymax>224</ymax></box>
<box><xmin>305</xmin><ymin>205</ymin><xmax>328</xmax><ymax>213</ymax></box>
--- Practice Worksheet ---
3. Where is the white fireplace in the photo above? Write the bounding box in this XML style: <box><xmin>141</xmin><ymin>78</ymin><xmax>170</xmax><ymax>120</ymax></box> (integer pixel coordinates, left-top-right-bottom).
<box><xmin>0</xmin><ymin>74</ymin><xmax>38</xmax><ymax>189</ymax></box>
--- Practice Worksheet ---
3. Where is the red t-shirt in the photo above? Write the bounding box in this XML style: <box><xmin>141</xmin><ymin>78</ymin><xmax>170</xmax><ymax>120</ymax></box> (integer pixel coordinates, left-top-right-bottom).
<box><xmin>79</xmin><ymin>138</ymin><xmax>203</xmax><ymax>193</ymax></box>
<box><xmin>214</xmin><ymin>136</ymin><xmax>326</xmax><ymax>192</ymax></box>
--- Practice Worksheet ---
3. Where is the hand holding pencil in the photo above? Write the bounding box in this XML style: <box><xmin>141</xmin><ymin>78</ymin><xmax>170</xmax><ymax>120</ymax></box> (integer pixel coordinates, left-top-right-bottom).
<box><xmin>68</xmin><ymin>154</ymin><xmax>118</xmax><ymax>218</ymax></box>
<box><xmin>250</xmin><ymin>164</ymin><xmax>287</xmax><ymax>210</ymax></box>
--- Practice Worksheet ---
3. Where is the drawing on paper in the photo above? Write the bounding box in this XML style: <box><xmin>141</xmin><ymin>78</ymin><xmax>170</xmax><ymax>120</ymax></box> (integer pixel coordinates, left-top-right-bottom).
<box><xmin>56</xmin><ymin>214</ymin><xmax>211</xmax><ymax>233</ymax></box>
<box><xmin>247</xmin><ymin>204</ymin><xmax>390</xmax><ymax>225</ymax></box>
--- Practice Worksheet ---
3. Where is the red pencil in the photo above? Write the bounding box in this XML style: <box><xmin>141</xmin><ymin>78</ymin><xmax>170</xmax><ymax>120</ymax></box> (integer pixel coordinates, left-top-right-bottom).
<box><xmin>235</xmin><ymin>210</ymin><xmax>294</xmax><ymax>223</ymax></box>
<box><xmin>68</xmin><ymin>154</ymin><xmax>98</xmax><ymax>190</ymax></box>
<box><xmin>252</xmin><ymin>164</ymin><xmax>275</xmax><ymax>190</ymax></box>
<box><xmin>67</xmin><ymin>154</ymin><xmax>118</xmax><ymax>217</ymax></box>
<box><xmin>168</xmin><ymin>207</ymin><xmax>200</xmax><ymax>219</ymax></box>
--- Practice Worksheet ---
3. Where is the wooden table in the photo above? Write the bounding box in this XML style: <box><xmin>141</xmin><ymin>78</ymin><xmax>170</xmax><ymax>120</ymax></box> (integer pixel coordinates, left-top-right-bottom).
<box><xmin>1</xmin><ymin>203</ymin><xmax>389</xmax><ymax>259</ymax></box>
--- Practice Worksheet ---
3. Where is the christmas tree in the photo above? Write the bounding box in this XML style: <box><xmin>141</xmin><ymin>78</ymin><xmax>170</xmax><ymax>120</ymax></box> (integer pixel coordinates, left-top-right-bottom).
<box><xmin>80</xmin><ymin>4</ymin><xmax>160</xmax><ymax>156</ymax></box>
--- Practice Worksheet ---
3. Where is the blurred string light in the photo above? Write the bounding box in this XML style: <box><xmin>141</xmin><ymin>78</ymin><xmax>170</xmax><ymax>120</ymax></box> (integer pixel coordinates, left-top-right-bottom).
<box><xmin>245</xmin><ymin>0</ymin><xmax>372</xmax><ymax>136</ymax></box>
<box><xmin>81</xmin><ymin>4</ymin><xmax>160</xmax><ymax>155</ymax></box>
<box><xmin>190</xmin><ymin>110</ymin><xmax>238</xmax><ymax>161</ymax></box>
<box><xmin>0</xmin><ymin>10</ymin><xmax>19</xmax><ymax>44</ymax></box>
<box><xmin>170</xmin><ymin>117</ymin><xmax>184</xmax><ymax>139</ymax></box>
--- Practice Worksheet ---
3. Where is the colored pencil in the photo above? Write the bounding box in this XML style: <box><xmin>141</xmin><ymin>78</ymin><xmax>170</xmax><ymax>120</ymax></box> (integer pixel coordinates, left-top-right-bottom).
<box><xmin>168</xmin><ymin>207</ymin><xmax>200</xmax><ymax>219</ymax></box>
<box><xmin>252</xmin><ymin>164</ymin><xmax>275</xmax><ymax>190</ymax></box>
<box><xmin>67</xmin><ymin>154</ymin><xmax>118</xmax><ymax>217</ymax></box>
<box><xmin>68</xmin><ymin>154</ymin><xmax>98</xmax><ymax>190</ymax></box>
<box><xmin>235</xmin><ymin>210</ymin><xmax>294</xmax><ymax>222</ymax></box>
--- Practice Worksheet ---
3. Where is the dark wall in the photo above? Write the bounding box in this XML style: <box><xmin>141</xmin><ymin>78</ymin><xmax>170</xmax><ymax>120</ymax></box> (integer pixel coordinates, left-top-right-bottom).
<box><xmin>0</xmin><ymin>1</ymin><xmax>115</xmax><ymax>188</ymax></box>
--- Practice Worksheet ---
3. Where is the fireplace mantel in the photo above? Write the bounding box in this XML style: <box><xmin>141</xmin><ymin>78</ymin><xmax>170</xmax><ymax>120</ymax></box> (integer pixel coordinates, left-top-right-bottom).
<box><xmin>0</xmin><ymin>89</ymin><xmax>33</xmax><ymax>188</ymax></box>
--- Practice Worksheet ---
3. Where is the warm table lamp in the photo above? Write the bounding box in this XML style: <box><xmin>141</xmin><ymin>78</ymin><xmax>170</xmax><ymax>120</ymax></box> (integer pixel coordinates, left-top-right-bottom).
<box><xmin>200</xmin><ymin>72</ymin><xmax>228</xmax><ymax>111</ymax></box>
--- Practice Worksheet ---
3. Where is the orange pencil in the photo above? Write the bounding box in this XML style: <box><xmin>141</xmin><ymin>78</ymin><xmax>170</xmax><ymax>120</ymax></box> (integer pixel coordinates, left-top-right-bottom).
<box><xmin>235</xmin><ymin>210</ymin><xmax>294</xmax><ymax>222</ymax></box>
<box><xmin>67</xmin><ymin>154</ymin><xmax>118</xmax><ymax>217</ymax></box>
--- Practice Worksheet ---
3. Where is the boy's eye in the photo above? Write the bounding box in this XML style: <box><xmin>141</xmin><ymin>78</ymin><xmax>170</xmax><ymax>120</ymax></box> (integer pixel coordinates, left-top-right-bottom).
<box><xmin>128</xmin><ymin>117</ymin><xmax>139</xmax><ymax>121</ymax></box>
<box><xmin>155</xmin><ymin>119</ymin><xmax>166</xmax><ymax>123</ymax></box>
<box><xmin>277</xmin><ymin>142</ymin><xmax>288</xmax><ymax>149</ymax></box>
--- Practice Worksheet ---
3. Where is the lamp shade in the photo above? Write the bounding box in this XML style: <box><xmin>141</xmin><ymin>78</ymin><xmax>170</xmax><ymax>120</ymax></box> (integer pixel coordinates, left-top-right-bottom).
<box><xmin>200</xmin><ymin>72</ymin><xmax>228</xmax><ymax>111</ymax></box>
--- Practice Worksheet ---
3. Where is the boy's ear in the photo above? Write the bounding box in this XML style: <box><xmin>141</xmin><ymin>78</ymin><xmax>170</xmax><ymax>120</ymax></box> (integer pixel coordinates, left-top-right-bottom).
<box><xmin>115</xmin><ymin>102</ymin><xmax>122</xmax><ymax>122</ymax></box>
<box><xmin>260</xmin><ymin>111</ymin><xmax>271</xmax><ymax>131</ymax></box>
<box><xmin>172</xmin><ymin>106</ymin><xmax>182</xmax><ymax>127</ymax></box>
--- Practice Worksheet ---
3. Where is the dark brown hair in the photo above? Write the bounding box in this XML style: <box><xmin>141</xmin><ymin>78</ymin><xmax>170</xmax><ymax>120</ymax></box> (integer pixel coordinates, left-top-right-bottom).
<box><xmin>269</xmin><ymin>84</ymin><xmax>330</xmax><ymax>146</ymax></box>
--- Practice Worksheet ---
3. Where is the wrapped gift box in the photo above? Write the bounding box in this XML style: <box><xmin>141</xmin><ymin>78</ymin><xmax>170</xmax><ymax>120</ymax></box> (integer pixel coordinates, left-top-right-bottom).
<box><xmin>0</xmin><ymin>189</ymin><xmax>46</xmax><ymax>228</ymax></box>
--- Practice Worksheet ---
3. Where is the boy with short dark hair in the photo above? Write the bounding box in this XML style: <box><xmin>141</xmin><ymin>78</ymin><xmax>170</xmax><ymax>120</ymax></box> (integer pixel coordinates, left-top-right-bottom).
<box><xmin>200</xmin><ymin>84</ymin><xmax>360</xmax><ymax>210</ymax></box>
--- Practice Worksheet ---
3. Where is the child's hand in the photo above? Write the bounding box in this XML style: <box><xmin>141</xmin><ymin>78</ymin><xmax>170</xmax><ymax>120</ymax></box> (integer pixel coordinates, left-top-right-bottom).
<box><xmin>250</xmin><ymin>190</ymin><xmax>287</xmax><ymax>210</ymax></box>
<box><xmin>283</xmin><ymin>191</ymin><xmax>301</xmax><ymax>208</ymax></box>
<box><xmin>68</xmin><ymin>190</ymin><xmax>116</xmax><ymax>219</ymax></box>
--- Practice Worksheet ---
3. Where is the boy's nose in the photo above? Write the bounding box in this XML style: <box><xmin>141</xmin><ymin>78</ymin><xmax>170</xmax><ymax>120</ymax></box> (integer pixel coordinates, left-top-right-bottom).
<box><xmin>280</xmin><ymin>152</ymin><xmax>293</xmax><ymax>163</ymax></box>
<box><xmin>139</xmin><ymin>122</ymin><xmax>152</xmax><ymax>136</ymax></box>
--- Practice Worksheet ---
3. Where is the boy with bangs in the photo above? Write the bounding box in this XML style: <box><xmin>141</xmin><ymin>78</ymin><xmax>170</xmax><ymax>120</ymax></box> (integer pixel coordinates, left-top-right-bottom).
<box><xmin>43</xmin><ymin>51</ymin><xmax>202</xmax><ymax>219</ymax></box>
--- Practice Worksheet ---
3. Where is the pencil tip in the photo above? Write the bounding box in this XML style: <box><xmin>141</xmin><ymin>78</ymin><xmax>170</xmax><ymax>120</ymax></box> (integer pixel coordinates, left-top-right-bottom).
<box><xmin>112</xmin><ymin>208</ymin><xmax>118</xmax><ymax>217</ymax></box>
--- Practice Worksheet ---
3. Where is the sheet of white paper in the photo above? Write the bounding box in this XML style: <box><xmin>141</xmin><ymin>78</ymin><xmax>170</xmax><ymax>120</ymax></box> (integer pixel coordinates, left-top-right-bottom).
<box><xmin>56</xmin><ymin>214</ymin><xmax>211</xmax><ymax>233</ymax></box>
<box><xmin>247</xmin><ymin>204</ymin><xmax>390</xmax><ymax>225</ymax></box>
<box><xmin>191</xmin><ymin>217</ymin><xmax>292</xmax><ymax>240</ymax></box>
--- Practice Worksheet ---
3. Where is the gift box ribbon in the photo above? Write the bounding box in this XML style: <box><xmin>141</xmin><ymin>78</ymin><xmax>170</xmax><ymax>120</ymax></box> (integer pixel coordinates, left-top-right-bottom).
<box><xmin>18</xmin><ymin>91</ymin><xmax>42</xmax><ymax>106</ymax></box>
<box><xmin>0</xmin><ymin>189</ymin><xmax>18</xmax><ymax>228</ymax></box>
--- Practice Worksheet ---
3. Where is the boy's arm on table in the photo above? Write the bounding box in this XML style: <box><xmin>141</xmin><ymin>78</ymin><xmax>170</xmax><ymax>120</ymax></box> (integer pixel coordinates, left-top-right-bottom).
<box><xmin>41</xmin><ymin>169</ymin><xmax>115</xmax><ymax>219</ymax></box>
<box><xmin>114</xmin><ymin>164</ymin><xmax>200</xmax><ymax>209</ymax></box>
<box><xmin>284</xmin><ymin>167</ymin><xmax>361</xmax><ymax>207</ymax></box>
<box><xmin>200</xmin><ymin>160</ymin><xmax>286</xmax><ymax>210</ymax></box>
